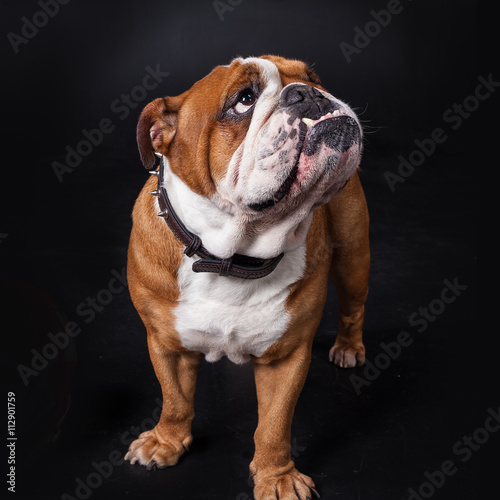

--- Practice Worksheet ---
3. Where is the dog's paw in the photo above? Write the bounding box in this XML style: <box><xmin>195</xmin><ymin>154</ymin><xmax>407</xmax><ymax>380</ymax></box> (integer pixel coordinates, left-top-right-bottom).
<box><xmin>124</xmin><ymin>427</ymin><xmax>191</xmax><ymax>470</ymax></box>
<box><xmin>329</xmin><ymin>339</ymin><xmax>365</xmax><ymax>368</ymax></box>
<box><xmin>253</xmin><ymin>469</ymin><xmax>319</xmax><ymax>500</ymax></box>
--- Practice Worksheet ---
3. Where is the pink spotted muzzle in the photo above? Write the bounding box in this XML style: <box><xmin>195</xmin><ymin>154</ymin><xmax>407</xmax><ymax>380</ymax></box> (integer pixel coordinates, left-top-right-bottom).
<box><xmin>248</xmin><ymin>84</ymin><xmax>362</xmax><ymax>213</ymax></box>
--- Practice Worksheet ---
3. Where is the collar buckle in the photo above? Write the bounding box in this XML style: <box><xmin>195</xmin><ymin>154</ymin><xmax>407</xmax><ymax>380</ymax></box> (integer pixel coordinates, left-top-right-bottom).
<box><xmin>150</xmin><ymin>156</ymin><xmax>284</xmax><ymax>279</ymax></box>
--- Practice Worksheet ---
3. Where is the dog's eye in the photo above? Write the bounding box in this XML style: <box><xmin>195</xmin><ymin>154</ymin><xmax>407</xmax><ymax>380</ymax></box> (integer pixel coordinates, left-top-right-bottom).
<box><xmin>234</xmin><ymin>89</ymin><xmax>256</xmax><ymax>114</ymax></box>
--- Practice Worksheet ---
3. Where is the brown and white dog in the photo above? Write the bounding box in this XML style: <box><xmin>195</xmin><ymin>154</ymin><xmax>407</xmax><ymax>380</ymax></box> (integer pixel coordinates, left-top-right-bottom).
<box><xmin>125</xmin><ymin>55</ymin><xmax>370</xmax><ymax>499</ymax></box>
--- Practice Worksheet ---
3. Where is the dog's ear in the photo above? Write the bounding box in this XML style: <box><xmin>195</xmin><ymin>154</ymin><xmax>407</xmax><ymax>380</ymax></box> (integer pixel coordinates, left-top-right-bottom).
<box><xmin>136</xmin><ymin>96</ymin><xmax>183</xmax><ymax>169</ymax></box>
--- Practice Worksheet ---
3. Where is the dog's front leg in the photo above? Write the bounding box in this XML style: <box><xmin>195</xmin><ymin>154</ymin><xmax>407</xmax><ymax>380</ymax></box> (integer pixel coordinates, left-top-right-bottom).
<box><xmin>125</xmin><ymin>334</ymin><xmax>201</xmax><ymax>470</ymax></box>
<box><xmin>251</xmin><ymin>344</ymin><xmax>319</xmax><ymax>500</ymax></box>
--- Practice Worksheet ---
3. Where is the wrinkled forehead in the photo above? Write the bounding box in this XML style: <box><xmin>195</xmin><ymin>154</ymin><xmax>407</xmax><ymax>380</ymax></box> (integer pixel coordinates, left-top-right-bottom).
<box><xmin>226</xmin><ymin>55</ymin><xmax>319</xmax><ymax>88</ymax></box>
<box><xmin>182</xmin><ymin>56</ymin><xmax>323</xmax><ymax>112</ymax></box>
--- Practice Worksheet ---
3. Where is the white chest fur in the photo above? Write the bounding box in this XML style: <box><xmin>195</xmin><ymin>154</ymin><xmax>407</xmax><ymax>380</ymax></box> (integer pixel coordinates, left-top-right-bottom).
<box><xmin>174</xmin><ymin>245</ymin><xmax>306</xmax><ymax>364</ymax></box>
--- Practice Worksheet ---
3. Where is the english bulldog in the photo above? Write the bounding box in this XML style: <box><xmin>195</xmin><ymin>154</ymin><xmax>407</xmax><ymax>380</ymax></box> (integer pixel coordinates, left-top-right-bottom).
<box><xmin>125</xmin><ymin>55</ymin><xmax>370</xmax><ymax>499</ymax></box>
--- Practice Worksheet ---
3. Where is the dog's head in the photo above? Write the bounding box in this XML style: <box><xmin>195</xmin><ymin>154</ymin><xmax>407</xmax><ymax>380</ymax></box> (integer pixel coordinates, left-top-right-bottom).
<box><xmin>137</xmin><ymin>55</ymin><xmax>362</xmax><ymax>224</ymax></box>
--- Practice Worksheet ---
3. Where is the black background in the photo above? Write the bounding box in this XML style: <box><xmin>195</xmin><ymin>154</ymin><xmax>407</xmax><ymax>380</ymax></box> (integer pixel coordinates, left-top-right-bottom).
<box><xmin>1</xmin><ymin>0</ymin><xmax>484</xmax><ymax>499</ymax></box>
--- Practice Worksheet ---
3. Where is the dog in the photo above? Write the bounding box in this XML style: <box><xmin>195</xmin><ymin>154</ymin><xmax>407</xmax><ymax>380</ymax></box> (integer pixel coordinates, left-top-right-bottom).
<box><xmin>125</xmin><ymin>55</ymin><xmax>370</xmax><ymax>499</ymax></box>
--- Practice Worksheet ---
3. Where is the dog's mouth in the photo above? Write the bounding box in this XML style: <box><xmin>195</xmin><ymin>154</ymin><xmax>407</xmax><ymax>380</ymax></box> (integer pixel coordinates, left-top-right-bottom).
<box><xmin>248</xmin><ymin>110</ymin><xmax>357</xmax><ymax>212</ymax></box>
<box><xmin>248</xmin><ymin>164</ymin><xmax>299</xmax><ymax>212</ymax></box>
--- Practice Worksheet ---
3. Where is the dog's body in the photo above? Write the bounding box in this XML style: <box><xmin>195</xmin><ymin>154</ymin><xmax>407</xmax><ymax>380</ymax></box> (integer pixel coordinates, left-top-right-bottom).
<box><xmin>125</xmin><ymin>55</ymin><xmax>369</xmax><ymax>499</ymax></box>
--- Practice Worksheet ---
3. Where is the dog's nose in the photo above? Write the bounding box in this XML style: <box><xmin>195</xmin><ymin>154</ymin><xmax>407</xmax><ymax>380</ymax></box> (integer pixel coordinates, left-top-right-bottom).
<box><xmin>280</xmin><ymin>83</ymin><xmax>326</xmax><ymax>106</ymax></box>
<box><xmin>280</xmin><ymin>84</ymin><xmax>337</xmax><ymax>119</ymax></box>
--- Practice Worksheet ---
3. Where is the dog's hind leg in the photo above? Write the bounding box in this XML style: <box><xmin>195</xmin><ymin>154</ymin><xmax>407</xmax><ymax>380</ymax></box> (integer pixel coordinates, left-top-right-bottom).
<box><xmin>327</xmin><ymin>172</ymin><xmax>370</xmax><ymax>368</ymax></box>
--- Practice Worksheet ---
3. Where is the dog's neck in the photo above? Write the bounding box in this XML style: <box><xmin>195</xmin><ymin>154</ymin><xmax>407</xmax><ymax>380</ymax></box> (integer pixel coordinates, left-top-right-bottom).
<box><xmin>160</xmin><ymin>158</ymin><xmax>313</xmax><ymax>260</ymax></box>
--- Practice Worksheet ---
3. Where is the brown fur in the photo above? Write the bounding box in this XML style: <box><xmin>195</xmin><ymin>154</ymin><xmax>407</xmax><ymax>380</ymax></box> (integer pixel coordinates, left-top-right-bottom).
<box><xmin>126</xmin><ymin>56</ymin><xmax>370</xmax><ymax>499</ymax></box>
